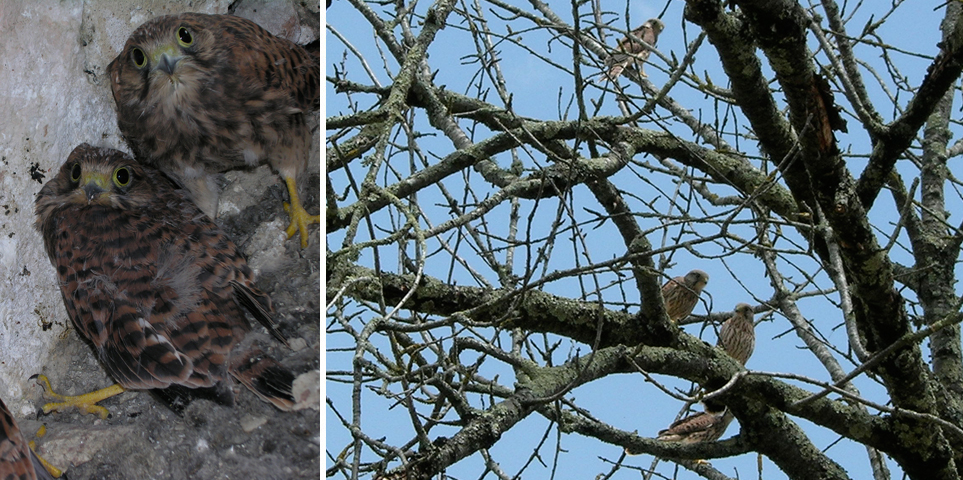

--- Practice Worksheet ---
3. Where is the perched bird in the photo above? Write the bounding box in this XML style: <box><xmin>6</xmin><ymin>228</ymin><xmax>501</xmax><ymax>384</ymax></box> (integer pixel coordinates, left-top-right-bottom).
<box><xmin>606</xmin><ymin>19</ymin><xmax>664</xmax><ymax>81</ymax></box>
<box><xmin>661</xmin><ymin>269</ymin><xmax>709</xmax><ymax>322</ymax></box>
<box><xmin>718</xmin><ymin>303</ymin><xmax>755</xmax><ymax>365</ymax></box>
<box><xmin>107</xmin><ymin>13</ymin><xmax>320</xmax><ymax>248</ymax></box>
<box><xmin>649</xmin><ymin>304</ymin><xmax>753</xmax><ymax>453</ymax></box>
<box><xmin>0</xmin><ymin>397</ymin><xmax>55</xmax><ymax>480</ymax></box>
<box><xmin>34</xmin><ymin>144</ymin><xmax>295</xmax><ymax>417</ymax></box>
<box><xmin>657</xmin><ymin>406</ymin><xmax>734</xmax><ymax>444</ymax></box>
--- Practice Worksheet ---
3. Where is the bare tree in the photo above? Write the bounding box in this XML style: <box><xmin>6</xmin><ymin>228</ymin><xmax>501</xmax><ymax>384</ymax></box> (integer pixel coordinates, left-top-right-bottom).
<box><xmin>326</xmin><ymin>1</ymin><xmax>963</xmax><ymax>479</ymax></box>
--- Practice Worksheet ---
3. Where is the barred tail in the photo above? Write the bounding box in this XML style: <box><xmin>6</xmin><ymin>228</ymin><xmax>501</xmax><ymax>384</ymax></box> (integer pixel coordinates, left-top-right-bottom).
<box><xmin>230</xmin><ymin>349</ymin><xmax>296</xmax><ymax>411</ymax></box>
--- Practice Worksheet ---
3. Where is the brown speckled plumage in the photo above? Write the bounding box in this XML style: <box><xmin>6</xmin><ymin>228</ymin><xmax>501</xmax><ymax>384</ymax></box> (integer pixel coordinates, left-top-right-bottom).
<box><xmin>35</xmin><ymin>144</ymin><xmax>294</xmax><ymax>412</ymax></box>
<box><xmin>0</xmin><ymin>397</ymin><xmax>52</xmax><ymax>480</ymax></box>
<box><xmin>719</xmin><ymin>303</ymin><xmax>755</xmax><ymax>366</ymax></box>
<box><xmin>657</xmin><ymin>408</ymin><xmax>733</xmax><ymax>444</ymax></box>
<box><xmin>107</xmin><ymin>12</ymin><xmax>320</xmax><ymax>247</ymax></box>
<box><xmin>606</xmin><ymin>19</ymin><xmax>664</xmax><ymax>80</ymax></box>
<box><xmin>661</xmin><ymin>270</ymin><xmax>709</xmax><ymax>323</ymax></box>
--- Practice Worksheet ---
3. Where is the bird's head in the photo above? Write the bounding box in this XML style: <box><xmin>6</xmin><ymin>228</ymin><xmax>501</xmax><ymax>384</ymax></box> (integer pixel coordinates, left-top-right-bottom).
<box><xmin>108</xmin><ymin>14</ymin><xmax>216</xmax><ymax>107</ymax></box>
<box><xmin>70</xmin><ymin>160</ymin><xmax>131</xmax><ymax>205</ymax></box>
<box><xmin>648</xmin><ymin>18</ymin><xmax>666</xmax><ymax>35</ymax></box>
<box><xmin>133</xmin><ymin>23</ymin><xmax>199</xmax><ymax>89</ymax></box>
<box><xmin>39</xmin><ymin>144</ymin><xmax>156</xmax><ymax>211</ymax></box>
<box><xmin>684</xmin><ymin>270</ymin><xmax>710</xmax><ymax>290</ymax></box>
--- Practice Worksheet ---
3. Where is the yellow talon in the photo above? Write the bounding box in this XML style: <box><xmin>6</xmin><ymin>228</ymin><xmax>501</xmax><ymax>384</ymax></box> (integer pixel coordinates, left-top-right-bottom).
<box><xmin>29</xmin><ymin>425</ymin><xmax>65</xmax><ymax>478</ymax></box>
<box><xmin>36</xmin><ymin>452</ymin><xmax>64</xmax><ymax>478</ymax></box>
<box><xmin>34</xmin><ymin>374</ymin><xmax>125</xmax><ymax>420</ymax></box>
<box><xmin>282</xmin><ymin>176</ymin><xmax>319</xmax><ymax>248</ymax></box>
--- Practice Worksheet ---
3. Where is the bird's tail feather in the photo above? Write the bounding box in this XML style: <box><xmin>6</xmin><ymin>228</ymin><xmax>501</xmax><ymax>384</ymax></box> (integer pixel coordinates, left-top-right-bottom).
<box><xmin>230</xmin><ymin>349</ymin><xmax>296</xmax><ymax>411</ymax></box>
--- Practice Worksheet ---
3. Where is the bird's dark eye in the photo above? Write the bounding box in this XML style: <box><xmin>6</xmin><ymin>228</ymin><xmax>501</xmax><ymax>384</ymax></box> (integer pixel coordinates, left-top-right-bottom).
<box><xmin>131</xmin><ymin>48</ymin><xmax>147</xmax><ymax>68</ymax></box>
<box><xmin>177</xmin><ymin>27</ymin><xmax>193</xmax><ymax>47</ymax></box>
<box><xmin>69</xmin><ymin>163</ymin><xmax>81</xmax><ymax>183</ymax></box>
<box><xmin>113</xmin><ymin>167</ymin><xmax>131</xmax><ymax>187</ymax></box>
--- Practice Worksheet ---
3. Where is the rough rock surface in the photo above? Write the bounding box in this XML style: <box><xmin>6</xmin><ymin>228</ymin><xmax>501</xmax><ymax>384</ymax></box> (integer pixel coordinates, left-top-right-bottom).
<box><xmin>0</xmin><ymin>1</ymin><xmax>320</xmax><ymax>478</ymax></box>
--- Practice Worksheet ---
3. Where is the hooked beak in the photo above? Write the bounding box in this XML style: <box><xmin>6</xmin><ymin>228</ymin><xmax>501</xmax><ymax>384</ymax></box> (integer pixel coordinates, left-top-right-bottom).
<box><xmin>157</xmin><ymin>53</ymin><xmax>181</xmax><ymax>75</ymax></box>
<box><xmin>83</xmin><ymin>184</ymin><xmax>105</xmax><ymax>202</ymax></box>
<box><xmin>80</xmin><ymin>173</ymin><xmax>110</xmax><ymax>202</ymax></box>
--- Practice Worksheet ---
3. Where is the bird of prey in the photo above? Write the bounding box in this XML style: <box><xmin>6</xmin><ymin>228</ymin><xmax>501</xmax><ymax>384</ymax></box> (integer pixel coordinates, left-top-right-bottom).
<box><xmin>718</xmin><ymin>303</ymin><xmax>755</xmax><ymax>365</ymax></box>
<box><xmin>107</xmin><ymin>13</ymin><xmax>320</xmax><ymax>248</ymax></box>
<box><xmin>657</xmin><ymin>407</ymin><xmax>734</xmax><ymax>444</ymax></box>
<box><xmin>660</xmin><ymin>269</ymin><xmax>709</xmax><ymax>322</ymax></box>
<box><xmin>34</xmin><ymin>144</ymin><xmax>295</xmax><ymax>417</ymax></box>
<box><xmin>606</xmin><ymin>18</ymin><xmax>665</xmax><ymax>81</ymax></box>
<box><xmin>652</xmin><ymin>304</ymin><xmax>754</xmax><ymax>452</ymax></box>
<box><xmin>0</xmin><ymin>397</ymin><xmax>56</xmax><ymax>480</ymax></box>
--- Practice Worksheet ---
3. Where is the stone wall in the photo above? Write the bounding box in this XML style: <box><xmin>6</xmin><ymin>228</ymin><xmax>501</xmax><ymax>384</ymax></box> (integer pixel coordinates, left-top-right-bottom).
<box><xmin>0</xmin><ymin>0</ymin><xmax>319</xmax><ymax>416</ymax></box>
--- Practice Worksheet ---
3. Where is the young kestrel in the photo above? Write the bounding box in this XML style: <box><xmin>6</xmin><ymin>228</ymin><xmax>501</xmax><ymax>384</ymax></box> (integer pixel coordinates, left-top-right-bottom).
<box><xmin>718</xmin><ymin>303</ymin><xmax>755</xmax><ymax>365</ymax></box>
<box><xmin>606</xmin><ymin>19</ymin><xmax>664</xmax><ymax>81</ymax></box>
<box><xmin>35</xmin><ymin>144</ymin><xmax>295</xmax><ymax>416</ymax></box>
<box><xmin>0</xmin><ymin>397</ymin><xmax>55</xmax><ymax>480</ymax></box>
<box><xmin>107</xmin><ymin>13</ymin><xmax>320</xmax><ymax>248</ymax></box>
<box><xmin>661</xmin><ymin>269</ymin><xmax>709</xmax><ymax>322</ymax></box>
<box><xmin>657</xmin><ymin>407</ymin><xmax>734</xmax><ymax>444</ymax></box>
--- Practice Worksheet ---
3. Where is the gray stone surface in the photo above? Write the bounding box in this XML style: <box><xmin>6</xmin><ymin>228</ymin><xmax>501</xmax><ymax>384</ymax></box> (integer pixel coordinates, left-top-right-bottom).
<box><xmin>0</xmin><ymin>1</ymin><xmax>320</xmax><ymax>478</ymax></box>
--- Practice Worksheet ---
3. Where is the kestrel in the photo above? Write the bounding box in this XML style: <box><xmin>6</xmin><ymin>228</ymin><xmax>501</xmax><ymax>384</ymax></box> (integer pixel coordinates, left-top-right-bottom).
<box><xmin>661</xmin><ymin>269</ymin><xmax>709</xmax><ymax>322</ymax></box>
<box><xmin>718</xmin><ymin>303</ymin><xmax>755</xmax><ymax>365</ymax></box>
<box><xmin>657</xmin><ymin>407</ymin><xmax>734</xmax><ymax>444</ymax></box>
<box><xmin>606</xmin><ymin>19</ymin><xmax>664</xmax><ymax>81</ymax></box>
<box><xmin>34</xmin><ymin>144</ymin><xmax>295</xmax><ymax>416</ymax></box>
<box><xmin>107</xmin><ymin>13</ymin><xmax>320</xmax><ymax>248</ymax></box>
<box><xmin>0</xmin><ymin>397</ymin><xmax>55</xmax><ymax>480</ymax></box>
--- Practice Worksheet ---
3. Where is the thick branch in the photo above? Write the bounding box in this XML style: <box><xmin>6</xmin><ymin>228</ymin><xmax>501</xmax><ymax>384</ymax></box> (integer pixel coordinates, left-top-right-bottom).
<box><xmin>856</xmin><ymin>7</ymin><xmax>963</xmax><ymax>209</ymax></box>
<box><xmin>683</xmin><ymin>0</ymin><xmax>797</xmax><ymax>180</ymax></box>
<box><xmin>733</xmin><ymin>2</ymin><xmax>941</xmax><ymax>437</ymax></box>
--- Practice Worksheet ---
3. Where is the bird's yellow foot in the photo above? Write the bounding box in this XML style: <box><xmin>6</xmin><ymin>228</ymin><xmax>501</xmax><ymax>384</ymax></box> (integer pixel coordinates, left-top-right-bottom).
<box><xmin>32</xmin><ymin>374</ymin><xmax>125</xmax><ymax>420</ymax></box>
<box><xmin>282</xmin><ymin>176</ymin><xmax>319</xmax><ymax>248</ymax></box>
<box><xmin>29</xmin><ymin>425</ymin><xmax>65</xmax><ymax>478</ymax></box>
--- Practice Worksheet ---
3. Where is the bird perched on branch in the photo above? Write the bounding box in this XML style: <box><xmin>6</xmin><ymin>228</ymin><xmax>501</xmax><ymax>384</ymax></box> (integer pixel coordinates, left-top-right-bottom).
<box><xmin>661</xmin><ymin>269</ymin><xmax>709</xmax><ymax>322</ymax></box>
<box><xmin>656</xmin><ymin>406</ymin><xmax>734</xmax><ymax>444</ymax></box>
<box><xmin>651</xmin><ymin>304</ymin><xmax>753</xmax><ymax>451</ymax></box>
<box><xmin>34</xmin><ymin>144</ymin><xmax>296</xmax><ymax>417</ymax></box>
<box><xmin>606</xmin><ymin>18</ymin><xmax>664</xmax><ymax>81</ymax></box>
<box><xmin>107</xmin><ymin>13</ymin><xmax>320</xmax><ymax>248</ymax></box>
<box><xmin>719</xmin><ymin>303</ymin><xmax>755</xmax><ymax>365</ymax></box>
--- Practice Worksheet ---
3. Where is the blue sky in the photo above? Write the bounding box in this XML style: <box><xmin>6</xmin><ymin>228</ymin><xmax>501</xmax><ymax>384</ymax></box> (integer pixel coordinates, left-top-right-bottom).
<box><xmin>325</xmin><ymin>1</ymin><xmax>957</xmax><ymax>478</ymax></box>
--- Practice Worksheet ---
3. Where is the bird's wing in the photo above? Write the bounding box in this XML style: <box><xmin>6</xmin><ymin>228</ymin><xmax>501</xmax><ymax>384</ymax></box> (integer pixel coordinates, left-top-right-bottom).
<box><xmin>229</xmin><ymin>348</ymin><xmax>296</xmax><ymax>411</ymax></box>
<box><xmin>220</xmin><ymin>15</ymin><xmax>320</xmax><ymax>112</ymax></box>
<box><xmin>53</xmin><ymin>204</ymin><xmax>239</xmax><ymax>391</ymax></box>
<box><xmin>232</xmin><ymin>280</ymin><xmax>287</xmax><ymax>346</ymax></box>
<box><xmin>658</xmin><ymin>411</ymin><xmax>718</xmax><ymax>437</ymax></box>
